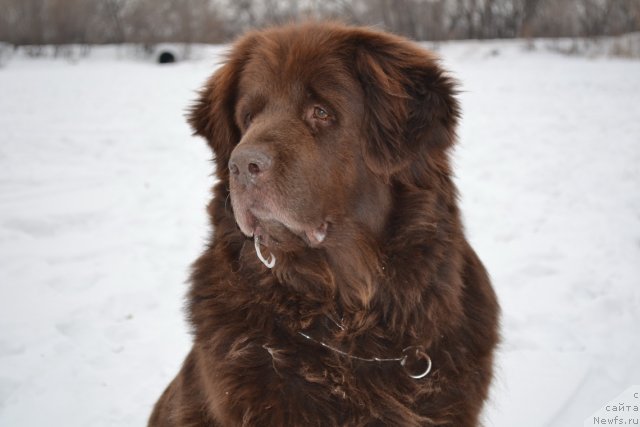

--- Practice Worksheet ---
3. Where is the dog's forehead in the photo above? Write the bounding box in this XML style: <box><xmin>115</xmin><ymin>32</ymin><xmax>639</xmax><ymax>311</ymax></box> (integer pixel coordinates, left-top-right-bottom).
<box><xmin>237</xmin><ymin>32</ymin><xmax>355</xmax><ymax>99</ymax></box>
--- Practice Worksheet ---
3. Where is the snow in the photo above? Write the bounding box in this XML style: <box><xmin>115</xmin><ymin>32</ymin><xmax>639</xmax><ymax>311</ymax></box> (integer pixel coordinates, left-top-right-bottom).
<box><xmin>1</xmin><ymin>40</ymin><xmax>639</xmax><ymax>426</ymax></box>
<box><xmin>442</xmin><ymin>41</ymin><xmax>640</xmax><ymax>426</ymax></box>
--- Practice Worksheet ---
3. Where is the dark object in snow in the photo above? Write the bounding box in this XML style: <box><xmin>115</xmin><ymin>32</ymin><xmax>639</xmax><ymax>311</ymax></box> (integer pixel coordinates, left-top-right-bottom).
<box><xmin>149</xmin><ymin>22</ymin><xmax>500</xmax><ymax>427</ymax></box>
<box><xmin>157</xmin><ymin>51</ymin><xmax>175</xmax><ymax>64</ymax></box>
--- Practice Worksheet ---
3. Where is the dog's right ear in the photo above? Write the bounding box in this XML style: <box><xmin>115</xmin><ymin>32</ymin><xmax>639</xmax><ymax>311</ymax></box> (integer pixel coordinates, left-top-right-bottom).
<box><xmin>188</xmin><ymin>38</ymin><xmax>253</xmax><ymax>181</ymax></box>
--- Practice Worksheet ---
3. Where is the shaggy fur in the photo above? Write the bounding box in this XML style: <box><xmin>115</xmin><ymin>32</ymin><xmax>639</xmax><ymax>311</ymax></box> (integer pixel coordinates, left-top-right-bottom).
<box><xmin>149</xmin><ymin>22</ymin><xmax>499</xmax><ymax>427</ymax></box>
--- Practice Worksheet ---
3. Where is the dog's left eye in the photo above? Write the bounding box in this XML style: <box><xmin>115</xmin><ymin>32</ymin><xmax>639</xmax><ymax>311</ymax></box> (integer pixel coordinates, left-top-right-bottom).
<box><xmin>243</xmin><ymin>113</ymin><xmax>252</xmax><ymax>128</ymax></box>
<box><xmin>313</xmin><ymin>106</ymin><xmax>330</xmax><ymax>120</ymax></box>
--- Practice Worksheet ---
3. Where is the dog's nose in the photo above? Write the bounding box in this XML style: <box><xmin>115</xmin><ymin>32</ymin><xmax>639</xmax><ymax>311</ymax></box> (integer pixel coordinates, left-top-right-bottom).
<box><xmin>228</xmin><ymin>146</ymin><xmax>272</xmax><ymax>184</ymax></box>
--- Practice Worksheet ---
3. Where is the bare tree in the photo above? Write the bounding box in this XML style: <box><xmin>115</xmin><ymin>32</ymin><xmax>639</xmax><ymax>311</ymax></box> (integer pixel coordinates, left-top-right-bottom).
<box><xmin>0</xmin><ymin>0</ymin><xmax>46</xmax><ymax>46</ymax></box>
<box><xmin>103</xmin><ymin>0</ymin><xmax>127</xmax><ymax>43</ymax></box>
<box><xmin>0</xmin><ymin>0</ymin><xmax>638</xmax><ymax>46</ymax></box>
<box><xmin>47</xmin><ymin>0</ymin><xmax>97</xmax><ymax>44</ymax></box>
<box><xmin>577</xmin><ymin>0</ymin><xmax>612</xmax><ymax>37</ymax></box>
<box><xmin>517</xmin><ymin>0</ymin><xmax>544</xmax><ymax>37</ymax></box>
<box><xmin>606</xmin><ymin>0</ymin><xmax>640</xmax><ymax>35</ymax></box>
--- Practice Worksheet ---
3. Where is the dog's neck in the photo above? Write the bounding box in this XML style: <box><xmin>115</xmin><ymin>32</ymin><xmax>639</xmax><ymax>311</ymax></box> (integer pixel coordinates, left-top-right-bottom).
<box><xmin>230</xmin><ymin>175</ymin><xmax>463</xmax><ymax>344</ymax></box>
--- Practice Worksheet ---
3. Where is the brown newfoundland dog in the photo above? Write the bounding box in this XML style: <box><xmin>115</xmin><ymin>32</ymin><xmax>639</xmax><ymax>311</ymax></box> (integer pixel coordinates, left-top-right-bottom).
<box><xmin>149</xmin><ymin>22</ymin><xmax>499</xmax><ymax>427</ymax></box>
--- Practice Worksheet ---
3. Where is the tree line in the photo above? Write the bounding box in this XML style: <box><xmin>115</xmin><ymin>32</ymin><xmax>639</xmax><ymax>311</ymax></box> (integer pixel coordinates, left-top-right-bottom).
<box><xmin>1</xmin><ymin>0</ymin><xmax>639</xmax><ymax>46</ymax></box>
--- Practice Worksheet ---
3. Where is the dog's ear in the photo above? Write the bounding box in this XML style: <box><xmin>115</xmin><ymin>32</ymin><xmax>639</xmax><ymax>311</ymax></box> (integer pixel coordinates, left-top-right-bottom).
<box><xmin>188</xmin><ymin>38</ymin><xmax>253</xmax><ymax>181</ymax></box>
<box><xmin>352</xmin><ymin>31</ymin><xmax>460</xmax><ymax>178</ymax></box>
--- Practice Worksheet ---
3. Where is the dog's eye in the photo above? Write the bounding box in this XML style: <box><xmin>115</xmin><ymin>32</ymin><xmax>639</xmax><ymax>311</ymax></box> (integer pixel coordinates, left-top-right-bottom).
<box><xmin>244</xmin><ymin>113</ymin><xmax>252</xmax><ymax>127</ymax></box>
<box><xmin>305</xmin><ymin>104</ymin><xmax>334</xmax><ymax>131</ymax></box>
<box><xmin>313</xmin><ymin>107</ymin><xmax>330</xmax><ymax>120</ymax></box>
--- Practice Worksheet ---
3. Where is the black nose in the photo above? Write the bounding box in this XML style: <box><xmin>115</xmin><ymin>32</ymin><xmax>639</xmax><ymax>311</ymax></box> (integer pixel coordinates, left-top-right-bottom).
<box><xmin>228</xmin><ymin>145</ymin><xmax>272</xmax><ymax>184</ymax></box>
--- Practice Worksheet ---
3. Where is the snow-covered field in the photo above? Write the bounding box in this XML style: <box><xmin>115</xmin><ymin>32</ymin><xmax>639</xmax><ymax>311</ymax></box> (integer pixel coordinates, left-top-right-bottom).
<box><xmin>1</xmin><ymin>40</ymin><xmax>639</xmax><ymax>426</ymax></box>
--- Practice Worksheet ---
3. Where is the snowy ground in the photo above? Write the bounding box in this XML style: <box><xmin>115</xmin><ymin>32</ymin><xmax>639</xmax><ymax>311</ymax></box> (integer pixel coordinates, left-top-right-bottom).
<box><xmin>0</xmin><ymin>40</ymin><xmax>639</xmax><ymax>426</ymax></box>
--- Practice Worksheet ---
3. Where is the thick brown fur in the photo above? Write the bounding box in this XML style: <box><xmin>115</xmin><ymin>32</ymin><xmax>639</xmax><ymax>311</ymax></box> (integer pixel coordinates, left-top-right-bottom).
<box><xmin>149</xmin><ymin>22</ymin><xmax>499</xmax><ymax>427</ymax></box>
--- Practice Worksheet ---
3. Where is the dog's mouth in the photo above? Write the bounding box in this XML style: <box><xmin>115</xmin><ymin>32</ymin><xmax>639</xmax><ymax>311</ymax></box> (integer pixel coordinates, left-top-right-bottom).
<box><xmin>234</xmin><ymin>203</ymin><xmax>329</xmax><ymax>248</ymax></box>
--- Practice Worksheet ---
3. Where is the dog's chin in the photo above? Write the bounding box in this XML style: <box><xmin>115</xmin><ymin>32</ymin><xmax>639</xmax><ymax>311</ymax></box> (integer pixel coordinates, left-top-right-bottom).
<box><xmin>235</xmin><ymin>209</ymin><xmax>328</xmax><ymax>249</ymax></box>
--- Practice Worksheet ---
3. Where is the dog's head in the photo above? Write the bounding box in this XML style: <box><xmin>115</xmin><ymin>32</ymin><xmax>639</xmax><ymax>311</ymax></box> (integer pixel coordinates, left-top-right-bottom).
<box><xmin>189</xmin><ymin>22</ymin><xmax>459</xmax><ymax>251</ymax></box>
